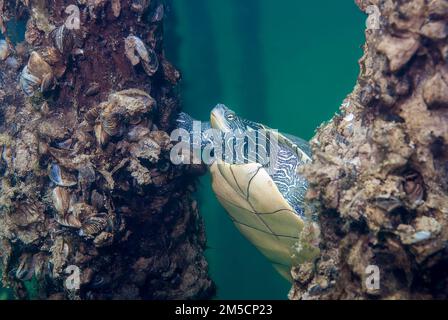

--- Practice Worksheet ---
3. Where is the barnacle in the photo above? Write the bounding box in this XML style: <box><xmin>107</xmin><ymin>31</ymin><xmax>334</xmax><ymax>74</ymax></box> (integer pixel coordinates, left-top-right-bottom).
<box><xmin>38</xmin><ymin>117</ymin><xmax>70</xmax><ymax>142</ymax></box>
<box><xmin>109</xmin><ymin>89</ymin><xmax>156</xmax><ymax>115</ymax></box>
<box><xmin>129</xmin><ymin>136</ymin><xmax>161</xmax><ymax>163</ymax></box>
<box><xmin>10</xmin><ymin>200</ymin><xmax>44</xmax><ymax>227</ymax></box>
<box><xmin>128</xmin><ymin>158</ymin><xmax>152</xmax><ymax>185</ymax></box>
<box><xmin>127</xmin><ymin>125</ymin><xmax>151</xmax><ymax>142</ymax></box>
<box><xmin>125</xmin><ymin>35</ymin><xmax>146</xmax><ymax>66</ymax></box>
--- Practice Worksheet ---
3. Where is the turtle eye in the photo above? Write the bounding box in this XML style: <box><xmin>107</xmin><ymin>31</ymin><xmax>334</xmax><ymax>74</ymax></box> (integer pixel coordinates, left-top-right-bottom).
<box><xmin>226</xmin><ymin>113</ymin><xmax>235</xmax><ymax>121</ymax></box>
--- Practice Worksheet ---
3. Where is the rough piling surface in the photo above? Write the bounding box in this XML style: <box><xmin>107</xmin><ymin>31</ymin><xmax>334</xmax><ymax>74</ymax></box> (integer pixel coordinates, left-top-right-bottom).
<box><xmin>0</xmin><ymin>0</ymin><xmax>213</xmax><ymax>299</ymax></box>
<box><xmin>291</xmin><ymin>0</ymin><xmax>448</xmax><ymax>299</ymax></box>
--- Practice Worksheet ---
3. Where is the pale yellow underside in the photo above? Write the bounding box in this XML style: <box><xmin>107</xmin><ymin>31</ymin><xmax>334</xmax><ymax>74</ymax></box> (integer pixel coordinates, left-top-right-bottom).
<box><xmin>210</xmin><ymin>161</ymin><xmax>305</xmax><ymax>282</ymax></box>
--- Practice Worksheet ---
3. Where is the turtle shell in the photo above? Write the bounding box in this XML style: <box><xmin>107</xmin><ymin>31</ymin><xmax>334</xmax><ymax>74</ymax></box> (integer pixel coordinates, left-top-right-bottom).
<box><xmin>210</xmin><ymin>160</ymin><xmax>318</xmax><ymax>281</ymax></box>
<box><xmin>258</xmin><ymin>123</ymin><xmax>312</xmax><ymax>164</ymax></box>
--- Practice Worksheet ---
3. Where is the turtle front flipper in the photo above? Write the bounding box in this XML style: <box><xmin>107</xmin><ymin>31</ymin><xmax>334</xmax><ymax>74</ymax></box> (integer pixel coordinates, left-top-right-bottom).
<box><xmin>272</xmin><ymin>264</ymin><xmax>294</xmax><ymax>281</ymax></box>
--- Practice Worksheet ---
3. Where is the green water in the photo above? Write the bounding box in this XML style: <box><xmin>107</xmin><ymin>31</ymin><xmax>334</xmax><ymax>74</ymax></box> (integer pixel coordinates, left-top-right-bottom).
<box><xmin>0</xmin><ymin>1</ymin><xmax>365</xmax><ymax>300</ymax></box>
<box><xmin>165</xmin><ymin>0</ymin><xmax>365</xmax><ymax>299</ymax></box>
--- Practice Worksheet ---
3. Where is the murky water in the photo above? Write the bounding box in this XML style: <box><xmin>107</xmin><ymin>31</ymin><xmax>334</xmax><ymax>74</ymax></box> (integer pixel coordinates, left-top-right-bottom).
<box><xmin>165</xmin><ymin>0</ymin><xmax>365</xmax><ymax>299</ymax></box>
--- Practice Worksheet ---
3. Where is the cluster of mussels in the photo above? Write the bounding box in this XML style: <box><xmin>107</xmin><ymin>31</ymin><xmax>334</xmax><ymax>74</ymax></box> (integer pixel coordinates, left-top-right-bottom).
<box><xmin>0</xmin><ymin>0</ymin><xmax>213</xmax><ymax>299</ymax></box>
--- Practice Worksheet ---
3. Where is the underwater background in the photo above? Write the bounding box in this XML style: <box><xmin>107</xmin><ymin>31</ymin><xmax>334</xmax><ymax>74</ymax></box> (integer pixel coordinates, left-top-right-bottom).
<box><xmin>164</xmin><ymin>0</ymin><xmax>365</xmax><ymax>299</ymax></box>
<box><xmin>0</xmin><ymin>0</ymin><xmax>364</xmax><ymax>299</ymax></box>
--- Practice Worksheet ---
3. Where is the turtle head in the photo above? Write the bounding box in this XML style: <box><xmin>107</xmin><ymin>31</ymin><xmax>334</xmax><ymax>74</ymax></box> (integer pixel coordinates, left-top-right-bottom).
<box><xmin>210</xmin><ymin>104</ymin><xmax>262</xmax><ymax>133</ymax></box>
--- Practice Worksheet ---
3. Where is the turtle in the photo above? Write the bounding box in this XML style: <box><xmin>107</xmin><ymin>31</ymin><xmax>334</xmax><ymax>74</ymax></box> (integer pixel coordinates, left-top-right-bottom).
<box><xmin>176</xmin><ymin>104</ymin><xmax>320</xmax><ymax>281</ymax></box>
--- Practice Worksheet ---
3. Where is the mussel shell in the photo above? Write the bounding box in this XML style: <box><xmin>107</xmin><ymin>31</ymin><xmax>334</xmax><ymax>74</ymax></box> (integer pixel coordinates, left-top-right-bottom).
<box><xmin>124</xmin><ymin>35</ymin><xmax>143</xmax><ymax>66</ymax></box>
<box><xmin>50</xmin><ymin>25</ymin><xmax>74</xmax><ymax>54</ymax></box>
<box><xmin>100</xmin><ymin>111</ymin><xmax>123</xmax><ymax>136</ymax></box>
<box><xmin>15</xmin><ymin>254</ymin><xmax>33</xmax><ymax>280</ymax></box>
<box><xmin>80</xmin><ymin>215</ymin><xmax>108</xmax><ymax>236</ymax></box>
<box><xmin>20</xmin><ymin>66</ymin><xmax>40</xmax><ymax>96</ymax></box>
<box><xmin>27</xmin><ymin>51</ymin><xmax>53</xmax><ymax>79</ymax></box>
<box><xmin>40</xmin><ymin>47</ymin><xmax>63</xmax><ymax>66</ymax></box>
<box><xmin>0</xmin><ymin>39</ymin><xmax>9</xmax><ymax>61</ymax></box>
<box><xmin>85</xmin><ymin>105</ymin><xmax>101</xmax><ymax>125</ymax></box>
<box><xmin>1</xmin><ymin>145</ymin><xmax>13</xmax><ymax>170</ymax></box>
<box><xmin>90</xmin><ymin>190</ymin><xmax>105</xmax><ymax>210</ymax></box>
<box><xmin>55</xmin><ymin>214</ymin><xmax>82</xmax><ymax>228</ymax></box>
<box><xmin>94</xmin><ymin>123</ymin><xmax>110</xmax><ymax>147</ymax></box>
<box><xmin>5</xmin><ymin>56</ymin><xmax>19</xmax><ymax>70</ymax></box>
<box><xmin>93</xmin><ymin>232</ymin><xmax>114</xmax><ymax>247</ymax></box>
<box><xmin>31</xmin><ymin>253</ymin><xmax>49</xmax><ymax>279</ymax></box>
<box><xmin>85</xmin><ymin>82</ymin><xmax>100</xmax><ymax>96</ymax></box>
<box><xmin>78</xmin><ymin>165</ymin><xmax>96</xmax><ymax>185</ymax></box>
<box><xmin>90</xmin><ymin>274</ymin><xmax>108</xmax><ymax>288</ymax></box>
<box><xmin>49</xmin><ymin>163</ymin><xmax>78</xmax><ymax>187</ymax></box>
<box><xmin>158</xmin><ymin>160</ymin><xmax>171</xmax><ymax>173</ymax></box>
<box><xmin>110</xmin><ymin>89</ymin><xmax>155</xmax><ymax>115</ymax></box>
<box><xmin>124</xmin><ymin>35</ymin><xmax>158</xmax><ymax>76</ymax></box>
<box><xmin>141</xmin><ymin>47</ymin><xmax>159</xmax><ymax>77</ymax></box>
<box><xmin>131</xmin><ymin>0</ymin><xmax>149</xmax><ymax>14</ymax></box>
<box><xmin>127</xmin><ymin>125</ymin><xmax>151</xmax><ymax>142</ymax></box>
<box><xmin>52</xmin><ymin>187</ymin><xmax>71</xmax><ymax>214</ymax></box>
<box><xmin>128</xmin><ymin>114</ymin><xmax>142</xmax><ymax>125</ymax></box>
<box><xmin>151</xmin><ymin>4</ymin><xmax>164</xmax><ymax>23</ymax></box>
<box><xmin>40</xmin><ymin>73</ymin><xmax>54</xmax><ymax>92</ymax></box>
<box><xmin>53</xmin><ymin>138</ymin><xmax>73</xmax><ymax>150</ymax></box>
